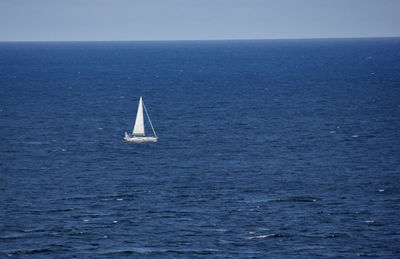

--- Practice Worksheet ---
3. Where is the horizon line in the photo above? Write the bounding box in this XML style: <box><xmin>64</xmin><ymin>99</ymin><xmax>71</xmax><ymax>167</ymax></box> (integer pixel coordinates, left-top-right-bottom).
<box><xmin>1</xmin><ymin>36</ymin><xmax>399</xmax><ymax>43</ymax></box>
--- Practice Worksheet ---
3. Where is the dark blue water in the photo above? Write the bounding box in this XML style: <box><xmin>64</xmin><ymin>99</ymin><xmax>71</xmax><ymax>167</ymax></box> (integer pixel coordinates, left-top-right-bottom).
<box><xmin>1</xmin><ymin>38</ymin><xmax>400</xmax><ymax>257</ymax></box>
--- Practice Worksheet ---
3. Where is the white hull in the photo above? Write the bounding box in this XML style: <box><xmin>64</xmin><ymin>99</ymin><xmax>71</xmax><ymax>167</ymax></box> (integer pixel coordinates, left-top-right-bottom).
<box><xmin>124</xmin><ymin>133</ymin><xmax>157</xmax><ymax>143</ymax></box>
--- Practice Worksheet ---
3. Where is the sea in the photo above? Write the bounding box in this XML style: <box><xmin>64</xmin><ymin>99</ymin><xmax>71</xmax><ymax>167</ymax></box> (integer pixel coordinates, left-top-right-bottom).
<box><xmin>0</xmin><ymin>38</ymin><xmax>399</xmax><ymax>258</ymax></box>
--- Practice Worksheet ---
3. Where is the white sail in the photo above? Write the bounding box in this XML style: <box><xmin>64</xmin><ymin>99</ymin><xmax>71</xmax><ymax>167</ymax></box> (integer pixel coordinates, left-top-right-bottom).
<box><xmin>132</xmin><ymin>96</ymin><xmax>145</xmax><ymax>136</ymax></box>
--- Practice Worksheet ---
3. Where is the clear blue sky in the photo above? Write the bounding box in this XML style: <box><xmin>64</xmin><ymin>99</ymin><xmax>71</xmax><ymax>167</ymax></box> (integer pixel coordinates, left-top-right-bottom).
<box><xmin>1</xmin><ymin>0</ymin><xmax>399</xmax><ymax>41</ymax></box>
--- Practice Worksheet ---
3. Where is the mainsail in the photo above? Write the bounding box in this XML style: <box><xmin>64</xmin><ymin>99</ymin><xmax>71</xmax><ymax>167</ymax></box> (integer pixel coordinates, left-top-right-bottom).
<box><xmin>133</xmin><ymin>97</ymin><xmax>145</xmax><ymax>136</ymax></box>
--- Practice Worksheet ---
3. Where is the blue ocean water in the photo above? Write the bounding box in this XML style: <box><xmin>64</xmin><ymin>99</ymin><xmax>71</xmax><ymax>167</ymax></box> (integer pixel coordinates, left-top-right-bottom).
<box><xmin>0</xmin><ymin>38</ymin><xmax>400</xmax><ymax>257</ymax></box>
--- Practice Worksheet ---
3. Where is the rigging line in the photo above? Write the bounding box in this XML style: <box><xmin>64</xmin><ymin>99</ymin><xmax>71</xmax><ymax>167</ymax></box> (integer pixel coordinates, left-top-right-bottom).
<box><xmin>142</xmin><ymin>101</ymin><xmax>157</xmax><ymax>138</ymax></box>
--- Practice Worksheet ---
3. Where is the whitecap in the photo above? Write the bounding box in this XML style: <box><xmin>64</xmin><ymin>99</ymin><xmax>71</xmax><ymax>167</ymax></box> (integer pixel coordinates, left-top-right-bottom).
<box><xmin>247</xmin><ymin>233</ymin><xmax>277</xmax><ymax>239</ymax></box>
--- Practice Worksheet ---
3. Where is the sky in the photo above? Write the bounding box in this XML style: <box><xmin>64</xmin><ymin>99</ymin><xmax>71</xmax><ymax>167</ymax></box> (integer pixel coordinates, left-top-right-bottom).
<box><xmin>0</xmin><ymin>0</ymin><xmax>399</xmax><ymax>41</ymax></box>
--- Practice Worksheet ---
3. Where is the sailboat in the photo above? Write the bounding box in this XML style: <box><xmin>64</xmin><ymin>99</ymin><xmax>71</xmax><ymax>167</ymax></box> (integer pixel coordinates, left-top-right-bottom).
<box><xmin>124</xmin><ymin>96</ymin><xmax>158</xmax><ymax>143</ymax></box>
